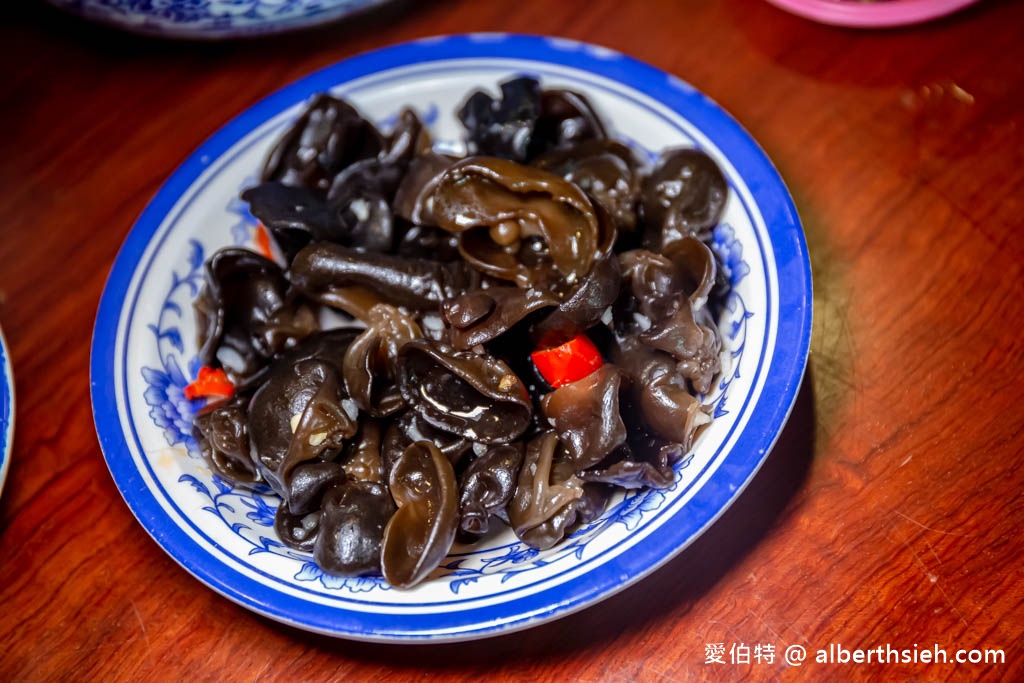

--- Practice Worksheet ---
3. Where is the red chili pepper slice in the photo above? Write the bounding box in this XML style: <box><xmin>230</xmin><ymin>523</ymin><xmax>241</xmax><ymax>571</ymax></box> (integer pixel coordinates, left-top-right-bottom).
<box><xmin>530</xmin><ymin>334</ymin><xmax>604</xmax><ymax>389</ymax></box>
<box><xmin>254</xmin><ymin>222</ymin><xmax>274</xmax><ymax>261</ymax></box>
<box><xmin>184</xmin><ymin>366</ymin><xmax>235</xmax><ymax>401</ymax></box>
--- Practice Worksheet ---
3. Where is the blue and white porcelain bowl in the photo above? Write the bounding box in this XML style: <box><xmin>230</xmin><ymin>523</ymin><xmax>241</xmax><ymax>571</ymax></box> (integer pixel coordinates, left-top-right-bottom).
<box><xmin>46</xmin><ymin>0</ymin><xmax>390</xmax><ymax>40</ymax></box>
<box><xmin>90</xmin><ymin>34</ymin><xmax>812</xmax><ymax>642</ymax></box>
<box><xmin>0</xmin><ymin>326</ymin><xmax>12</xmax><ymax>497</ymax></box>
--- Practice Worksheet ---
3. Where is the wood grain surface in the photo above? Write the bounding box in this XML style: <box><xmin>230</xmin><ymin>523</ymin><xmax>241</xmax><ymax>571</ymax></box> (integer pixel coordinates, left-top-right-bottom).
<box><xmin>1</xmin><ymin>0</ymin><xmax>1021</xmax><ymax>680</ymax></box>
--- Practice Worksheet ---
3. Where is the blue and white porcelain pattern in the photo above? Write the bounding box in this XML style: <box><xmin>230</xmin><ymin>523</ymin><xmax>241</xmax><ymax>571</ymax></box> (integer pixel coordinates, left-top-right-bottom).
<box><xmin>47</xmin><ymin>0</ymin><xmax>388</xmax><ymax>39</ymax></box>
<box><xmin>90</xmin><ymin>34</ymin><xmax>812</xmax><ymax>641</ymax></box>
<box><xmin>0</xmin><ymin>326</ymin><xmax>13</xmax><ymax>497</ymax></box>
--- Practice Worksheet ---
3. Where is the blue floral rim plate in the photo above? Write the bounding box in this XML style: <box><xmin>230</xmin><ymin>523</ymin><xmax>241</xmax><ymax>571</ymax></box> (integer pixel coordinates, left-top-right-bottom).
<box><xmin>47</xmin><ymin>0</ymin><xmax>390</xmax><ymax>40</ymax></box>
<box><xmin>0</xmin><ymin>326</ymin><xmax>12</xmax><ymax>497</ymax></box>
<box><xmin>89</xmin><ymin>34</ymin><xmax>812</xmax><ymax>642</ymax></box>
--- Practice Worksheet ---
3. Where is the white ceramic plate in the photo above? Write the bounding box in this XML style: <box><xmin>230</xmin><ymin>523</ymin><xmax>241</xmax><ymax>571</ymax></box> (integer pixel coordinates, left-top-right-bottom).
<box><xmin>90</xmin><ymin>34</ymin><xmax>812</xmax><ymax>642</ymax></box>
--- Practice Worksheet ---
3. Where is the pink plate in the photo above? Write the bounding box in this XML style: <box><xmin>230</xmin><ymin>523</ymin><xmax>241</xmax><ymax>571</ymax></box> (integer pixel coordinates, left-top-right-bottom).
<box><xmin>764</xmin><ymin>0</ymin><xmax>981</xmax><ymax>28</ymax></box>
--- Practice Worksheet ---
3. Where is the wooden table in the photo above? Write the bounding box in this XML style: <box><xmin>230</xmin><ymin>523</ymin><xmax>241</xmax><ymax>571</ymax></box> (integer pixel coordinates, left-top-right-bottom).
<box><xmin>2</xmin><ymin>0</ymin><xmax>1021</xmax><ymax>679</ymax></box>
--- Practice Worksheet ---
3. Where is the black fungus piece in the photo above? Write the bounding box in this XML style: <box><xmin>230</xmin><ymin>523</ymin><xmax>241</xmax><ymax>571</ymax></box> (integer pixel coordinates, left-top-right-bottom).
<box><xmin>579</xmin><ymin>458</ymin><xmax>674</xmax><ymax>489</ymax></box>
<box><xmin>432</xmin><ymin>156</ymin><xmax>612</xmax><ymax>289</ymax></box>
<box><xmin>528</xmin><ymin>449</ymin><xmax>611</xmax><ymax>533</ymax></box>
<box><xmin>194</xmin><ymin>248</ymin><xmax>318</xmax><ymax>382</ymax></box>
<box><xmin>323</xmin><ymin>110</ymin><xmax>429</xmax><ymax>254</ymax></box>
<box><xmin>272</xmin><ymin>327</ymin><xmax>360</xmax><ymax>371</ymax></box>
<box><xmin>508</xmin><ymin>431</ymin><xmax>587</xmax><ymax>550</ymax></box>
<box><xmin>241</xmin><ymin>182</ymin><xmax>347</xmax><ymax>262</ymax></box>
<box><xmin>613</xmin><ymin>242</ymin><xmax>721</xmax><ymax>394</ymax></box>
<box><xmin>250</xmin><ymin>358</ymin><xmax>355</xmax><ymax>498</ymax></box>
<box><xmin>381</xmin><ymin>441</ymin><xmax>459</xmax><ymax>588</ymax></box>
<box><xmin>291</xmin><ymin>242</ymin><xmax>483</xmax><ymax>311</ymax></box>
<box><xmin>533</xmin><ymin>139</ymin><xmax>639</xmax><ymax>233</ymax></box>
<box><xmin>247</xmin><ymin>331</ymin><xmax>360</xmax><ymax>499</ymax></box>
<box><xmin>442</xmin><ymin>287</ymin><xmax>558</xmax><ymax>350</ymax></box>
<box><xmin>641</xmin><ymin>366</ymin><xmax>712</xmax><ymax>445</ymax></box>
<box><xmin>393</xmin><ymin>152</ymin><xmax>459</xmax><ymax>227</ymax></box>
<box><xmin>639</xmin><ymin>300</ymin><xmax>721</xmax><ymax>395</ymax></box>
<box><xmin>192</xmin><ymin>393</ymin><xmax>258</xmax><ymax>484</ymax></box>
<box><xmin>618</xmin><ymin>248</ymin><xmax>682</xmax><ymax>323</ymax></box>
<box><xmin>397</xmin><ymin>339</ymin><xmax>532</xmax><ymax>444</ymax></box>
<box><xmin>249</xmin><ymin>108</ymin><xmax>429</xmax><ymax>258</ymax></box>
<box><xmin>527</xmin><ymin>88</ymin><xmax>608</xmax><ymax>158</ymax></box>
<box><xmin>342</xmin><ymin>420</ymin><xmax>385</xmax><ymax>485</ymax></box>
<box><xmin>326</xmin><ymin>160</ymin><xmax>399</xmax><ymax>254</ymax></box>
<box><xmin>541</xmin><ymin>365</ymin><xmax>627</xmax><ymax>471</ymax></box>
<box><xmin>381</xmin><ymin>410</ymin><xmax>473</xmax><ymax>480</ymax></box>
<box><xmin>262</xmin><ymin>93</ymin><xmax>384</xmax><ymax>195</ymax></box>
<box><xmin>278</xmin><ymin>363</ymin><xmax>355</xmax><ymax>484</ymax></box>
<box><xmin>395</xmin><ymin>224</ymin><xmax>462</xmax><ymax>261</ymax></box>
<box><xmin>442</xmin><ymin>291</ymin><xmax>496</xmax><ymax>330</ymax></box>
<box><xmin>383</xmin><ymin>108</ymin><xmax>433</xmax><ymax>166</ymax></box>
<box><xmin>315</xmin><ymin>480</ymin><xmax>396</xmax><ymax>577</ymax></box>
<box><xmin>662</xmin><ymin>236</ymin><xmax>717</xmax><ymax>309</ymax></box>
<box><xmin>287</xmin><ymin>461</ymin><xmax>347</xmax><ymax>516</ymax></box>
<box><xmin>458</xmin><ymin>76</ymin><xmax>541</xmax><ymax>163</ymax></box>
<box><xmin>275</xmin><ymin>504</ymin><xmax>321</xmax><ymax>552</ymax></box>
<box><xmin>530</xmin><ymin>255</ymin><xmax>621</xmax><ymax>348</ymax></box>
<box><xmin>611</xmin><ymin>336</ymin><xmax>712</xmax><ymax>451</ymax></box>
<box><xmin>476</xmin><ymin>312</ymin><xmax>554</xmax><ymax>436</ymax></box>
<box><xmin>641</xmin><ymin>147</ymin><xmax>728</xmax><ymax>249</ymax></box>
<box><xmin>572</xmin><ymin>483</ymin><xmax>613</xmax><ymax>528</ymax></box>
<box><xmin>579</xmin><ymin>439</ymin><xmax>685</xmax><ymax>490</ymax></box>
<box><xmin>342</xmin><ymin>304</ymin><xmax>422</xmax><ymax>417</ymax></box>
<box><xmin>458</xmin><ymin>443</ymin><xmax>525</xmax><ymax>537</ymax></box>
